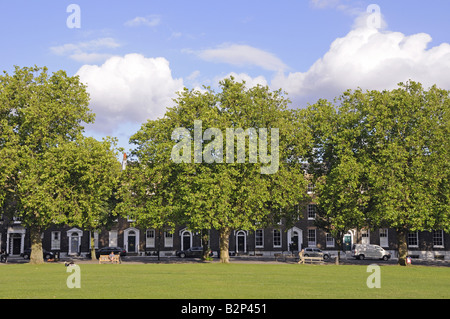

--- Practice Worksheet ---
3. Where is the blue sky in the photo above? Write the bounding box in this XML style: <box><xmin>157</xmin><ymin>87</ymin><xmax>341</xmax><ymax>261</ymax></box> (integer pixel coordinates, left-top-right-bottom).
<box><xmin>1</xmin><ymin>0</ymin><xmax>450</xmax><ymax>151</ymax></box>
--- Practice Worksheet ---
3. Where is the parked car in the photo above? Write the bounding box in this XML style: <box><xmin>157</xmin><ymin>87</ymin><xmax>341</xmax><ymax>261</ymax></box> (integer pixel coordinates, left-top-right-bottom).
<box><xmin>176</xmin><ymin>246</ymin><xmax>213</xmax><ymax>258</ymax></box>
<box><xmin>352</xmin><ymin>244</ymin><xmax>391</xmax><ymax>260</ymax></box>
<box><xmin>21</xmin><ymin>248</ymin><xmax>55</xmax><ymax>260</ymax></box>
<box><xmin>303</xmin><ymin>247</ymin><xmax>331</xmax><ymax>260</ymax></box>
<box><xmin>88</xmin><ymin>247</ymin><xmax>127</xmax><ymax>259</ymax></box>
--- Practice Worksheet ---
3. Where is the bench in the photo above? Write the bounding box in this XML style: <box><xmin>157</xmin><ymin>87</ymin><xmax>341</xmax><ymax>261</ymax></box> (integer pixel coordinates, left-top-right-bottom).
<box><xmin>99</xmin><ymin>254</ymin><xmax>121</xmax><ymax>264</ymax></box>
<box><xmin>298</xmin><ymin>256</ymin><xmax>323</xmax><ymax>264</ymax></box>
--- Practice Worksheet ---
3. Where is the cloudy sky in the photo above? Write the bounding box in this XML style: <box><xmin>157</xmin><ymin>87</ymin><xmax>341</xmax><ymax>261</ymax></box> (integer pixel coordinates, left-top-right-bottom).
<box><xmin>1</xmin><ymin>0</ymin><xmax>449</xmax><ymax>151</ymax></box>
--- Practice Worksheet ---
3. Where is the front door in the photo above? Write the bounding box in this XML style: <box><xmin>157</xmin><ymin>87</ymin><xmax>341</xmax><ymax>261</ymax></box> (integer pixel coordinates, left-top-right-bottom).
<box><xmin>290</xmin><ymin>231</ymin><xmax>299</xmax><ymax>251</ymax></box>
<box><xmin>183</xmin><ymin>233</ymin><xmax>191</xmax><ymax>251</ymax></box>
<box><xmin>237</xmin><ymin>233</ymin><xmax>245</xmax><ymax>252</ymax></box>
<box><xmin>128</xmin><ymin>235</ymin><xmax>136</xmax><ymax>253</ymax></box>
<box><xmin>343</xmin><ymin>235</ymin><xmax>352</xmax><ymax>251</ymax></box>
<box><xmin>70</xmin><ymin>235</ymin><xmax>79</xmax><ymax>255</ymax></box>
<box><xmin>12</xmin><ymin>236</ymin><xmax>21</xmax><ymax>255</ymax></box>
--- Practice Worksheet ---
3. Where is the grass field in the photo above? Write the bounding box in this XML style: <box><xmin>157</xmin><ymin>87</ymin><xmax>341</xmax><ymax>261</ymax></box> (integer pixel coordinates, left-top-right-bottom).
<box><xmin>0</xmin><ymin>263</ymin><xmax>449</xmax><ymax>299</ymax></box>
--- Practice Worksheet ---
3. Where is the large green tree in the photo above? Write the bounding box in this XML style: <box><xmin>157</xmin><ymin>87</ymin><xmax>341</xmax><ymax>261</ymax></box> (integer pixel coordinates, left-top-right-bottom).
<box><xmin>305</xmin><ymin>81</ymin><xmax>450</xmax><ymax>266</ymax></box>
<box><xmin>301</xmin><ymin>99</ymin><xmax>369</xmax><ymax>264</ymax></box>
<box><xmin>45</xmin><ymin>136</ymin><xmax>122</xmax><ymax>261</ymax></box>
<box><xmin>0</xmin><ymin>66</ymin><xmax>119</xmax><ymax>264</ymax></box>
<box><xmin>121</xmin><ymin>78</ymin><xmax>309</xmax><ymax>263</ymax></box>
<box><xmin>354</xmin><ymin>82</ymin><xmax>450</xmax><ymax>265</ymax></box>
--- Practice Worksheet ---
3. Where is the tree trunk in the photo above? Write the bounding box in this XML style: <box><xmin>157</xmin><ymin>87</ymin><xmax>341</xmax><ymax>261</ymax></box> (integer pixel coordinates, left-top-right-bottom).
<box><xmin>201</xmin><ymin>230</ymin><xmax>210</xmax><ymax>261</ymax></box>
<box><xmin>219</xmin><ymin>228</ymin><xmax>231</xmax><ymax>263</ymax></box>
<box><xmin>29</xmin><ymin>227</ymin><xmax>44</xmax><ymax>264</ymax></box>
<box><xmin>335</xmin><ymin>237</ymin><xmax>342</xmax><ymax>265</ymax></box>
<box><xmin>90</xmin><ymin>233</ymin><xmax>97</xmax><ymax>261</ymax></box>
<box><xmin>397</xmin><ymin>228</ymin><xmax>408</xmax><ymax>266</ymax></box>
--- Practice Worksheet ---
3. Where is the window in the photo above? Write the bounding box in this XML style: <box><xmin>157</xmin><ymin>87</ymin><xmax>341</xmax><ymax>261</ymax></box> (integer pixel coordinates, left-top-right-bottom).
<box><xmin>326</xmin><ymin>233</ymin><xmax>335</xmax><ymax>247</ymax></box>
<box><xmin>273</xmin><ymin>229</ymin><xmax>281</xmax><ymax>248</ymax></box>
<box><xmin>51</xmin><ymin>231</ymin><xmax>61</xmax><ymax>250</ymax></box>
<box><xmin>164</xmin><ymin>232</ymin><xmax>173</xmax><ymax>248</ymax></box>
<box><xmin>408</xmin><ymin>232</ymin><xmax>418</xmax><ymax>247</ymax></box>
<box><xmin>433</xmin><ymin>230</ymin><xmax>444</xmax><ymax>248</ymax></box>
<box><xmin>308</xmin><ymin>229</ymin><xmax>316</xmax><ymax>247</ymax></box>
<box><xmin>307</xmin><ymin>204</ymin><xmax>316</xmax><ymax>220</ymax></box>
<box><xmin>13</xmin><ymin>216</ymin><xmax>22</xmax><ymax>223</ymax></box>
<box><xmin>361</xmin><ymin>229</ymin><xmax>370</xmax><ymax>245</ymax></box>
<box><xmin>255</xmin><ymin>229</ymin><xmax>264</xmax><ymax>248</ymax></box>
<box><xmin>379</xmin><ymin>228</ymin><xmax>388</xmax><ymax>247</ymax></box>
<box><xmin>109</xmin><ymin>230</ymin><xmax>118</xmax><ymax>247</ymax></box>
<box><xmin>146</xmin><ymin>229</ymin><xmax>155</xmax><ymax>248</ymax></box>
<box><xmin>307</xmin><ymin>183</ymin><xmax>315</xmax><ymax>193</ymax></box>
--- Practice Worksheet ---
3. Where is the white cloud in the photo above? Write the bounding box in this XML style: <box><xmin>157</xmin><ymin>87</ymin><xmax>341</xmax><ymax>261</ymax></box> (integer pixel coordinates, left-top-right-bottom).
<box><xmin>76</xmin><ymin>53</ymin><xmax>184</xmax><ymax>134</ymax></box>
<box><xmin>216</xmin><ymin>72</ymin><xmax>268</xmax><ymax>89</ymax></box>
<box><xmin>124</xmin><ymin>15</ymin><xmax>161</xmax><ymax>27</ymax></box>
<box><xmin>50</xmin><ymin>37</ymin><xmax>120</xmax><ymax>63</ymax></box>
<box><xmin>196</xmin><ymin>43</ymin><xmax>288</xmax><ymax>72</ymax></box>
<box><xmin>271</xmin><ymin>14</ymin><xmax>450</xmax><ymax>107</ymax></box>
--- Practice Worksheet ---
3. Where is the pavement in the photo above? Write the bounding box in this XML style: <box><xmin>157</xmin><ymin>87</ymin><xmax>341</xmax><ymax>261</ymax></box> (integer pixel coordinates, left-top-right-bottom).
<box><xmin>2</xmin><ymin>255</ymin><xmax>449</xmax><ymax>267</ymax></box>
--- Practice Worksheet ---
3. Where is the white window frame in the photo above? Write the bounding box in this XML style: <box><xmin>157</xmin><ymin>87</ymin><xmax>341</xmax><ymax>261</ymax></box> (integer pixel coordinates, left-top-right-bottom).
<box><xmin>326</xmin><ymin>233</ymin><xmax>335</xmax><ymax>247</ymax></box>
<box><xmin>407</xmin><ymin>231</ymin><xmax>419</xmax><ymax>248</ymax></box>
<box><xmin>255</xmin><ymin>229</ymin><xmax>264</xmax><ymax>248</ymax></box>
<box><xmin>109</xmin><ymin>230</ymin><xmax>118</xmax><ymax>247</ymax></box>
<box><xmin>307</xmin><ymin>229</ymin><xmax>316</xmax><ymax>247</ymax></box>
<box><xmin>146</xmin><ymin>229</ymin><xmax>155</xmax><ymax>248</ymax></box>
<box><xmin>51</xmin><ymin>231</ymin><xmax>61</xmax><ymax>250</ymax></box>
<box><xmin>433</xmin><ymin>230</ymin><xmax>444</xmax><ymax>248</ymax></box>
<box><xmin>273</xmin><ymin>229</ymin><xmax>282</xmax><ymax>248</ymax></box>
<box><xmin>307</xmin><ymin>204</ymin><xmax>316</xmax><ymax>220</ymax></box>
<box><xmin>164</xmin><ymin>232</ymin><xmax>173</xmax><ymax>248</ymax></box>
<box><xmin>379</xmin><ymin>228</ymin><xmax>388</xmax><ymax>247</ymax></box>
<box><xmin>361</xmin><ymin>229</ymin><xmax>370</xmax><ymax>245</ymax></box>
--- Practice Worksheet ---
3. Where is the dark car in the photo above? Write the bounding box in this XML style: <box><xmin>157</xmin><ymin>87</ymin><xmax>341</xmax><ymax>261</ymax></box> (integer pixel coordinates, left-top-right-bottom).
<box><xmin>21</xmin><ymin>248</ymin><xmax>55</xmax><ymax>260</ymax></box>
<box><xmin>88</xmin><ymin>247</ymin><xmax>126</xmax><ymax>259</ymax></box>
<box><xmin>176</xmin><ymin>246</ymin><xmax>213</xmax><ymax>258</ymax></box>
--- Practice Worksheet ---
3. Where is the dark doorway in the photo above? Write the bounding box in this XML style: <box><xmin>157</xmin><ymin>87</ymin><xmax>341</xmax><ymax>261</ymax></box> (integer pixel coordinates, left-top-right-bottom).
<box><xmin>128</xmin><ymin>231</ymin><xmax>136</xmax><ymax>252</ymax></box>
<box><xmin>12</xmin><ymin>235</ymin><xmax>21</xmax><ymax>255</ymax></box>
<box><xmin>183</xmin><ymin>233</ymin><xmax>191</xmax><ymax>250</ymax></box>
<box><xmin>237</xmin><ymin>233</ymin><xmax>245</xmax><ymax>252</ymax></box>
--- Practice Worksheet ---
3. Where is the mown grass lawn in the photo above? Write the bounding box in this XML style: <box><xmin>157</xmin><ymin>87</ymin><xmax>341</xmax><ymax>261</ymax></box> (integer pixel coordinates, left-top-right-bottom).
<box><xmin>0</xmin><ymin>263</ymin><xmax>448</xmax><ymax>299</ymax></box>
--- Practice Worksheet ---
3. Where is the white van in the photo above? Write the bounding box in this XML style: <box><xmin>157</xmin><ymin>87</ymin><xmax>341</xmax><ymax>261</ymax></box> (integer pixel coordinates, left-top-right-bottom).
<box><xmin>352</xmin><ymin>244</ymin><xmax>391</xmax><ymax>261</ymax></box>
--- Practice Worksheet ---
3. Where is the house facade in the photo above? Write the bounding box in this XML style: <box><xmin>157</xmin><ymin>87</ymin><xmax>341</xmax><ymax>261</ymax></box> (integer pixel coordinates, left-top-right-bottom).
<box><xmin>1</xmin><ymin>204</ymin><xmax>449</xmax><ymax>260</ymax></box>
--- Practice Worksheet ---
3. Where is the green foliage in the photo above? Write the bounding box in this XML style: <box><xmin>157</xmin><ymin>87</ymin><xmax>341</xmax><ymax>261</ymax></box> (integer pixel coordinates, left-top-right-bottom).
<box><xmin>0</xmin><ymin>66</ymin><xmax>119</xmax><ymax>263</ymax></box>
<box><xmin>304</xmin><ymin>81</ymin><xmax>450</xmax><ymax>265</ymax></box>
<box><xmin>119</xmin><ymin>77</ymin><xmax>310</xmax><ymax>262</ymax></box>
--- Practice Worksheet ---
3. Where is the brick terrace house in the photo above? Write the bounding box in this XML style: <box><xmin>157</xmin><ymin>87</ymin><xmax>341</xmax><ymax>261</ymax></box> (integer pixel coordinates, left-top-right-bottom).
<box><xmin>1</xmin><ymin>205</ymin><xmax>449</xmax><ymax>260</ymax></box>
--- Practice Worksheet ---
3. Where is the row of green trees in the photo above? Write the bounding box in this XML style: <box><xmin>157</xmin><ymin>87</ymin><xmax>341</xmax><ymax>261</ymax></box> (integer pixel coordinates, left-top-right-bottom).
<box><xmin>1</xmin><ymin>66</ymin><xmax>449</xmax><ymax>265</ymax></box>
